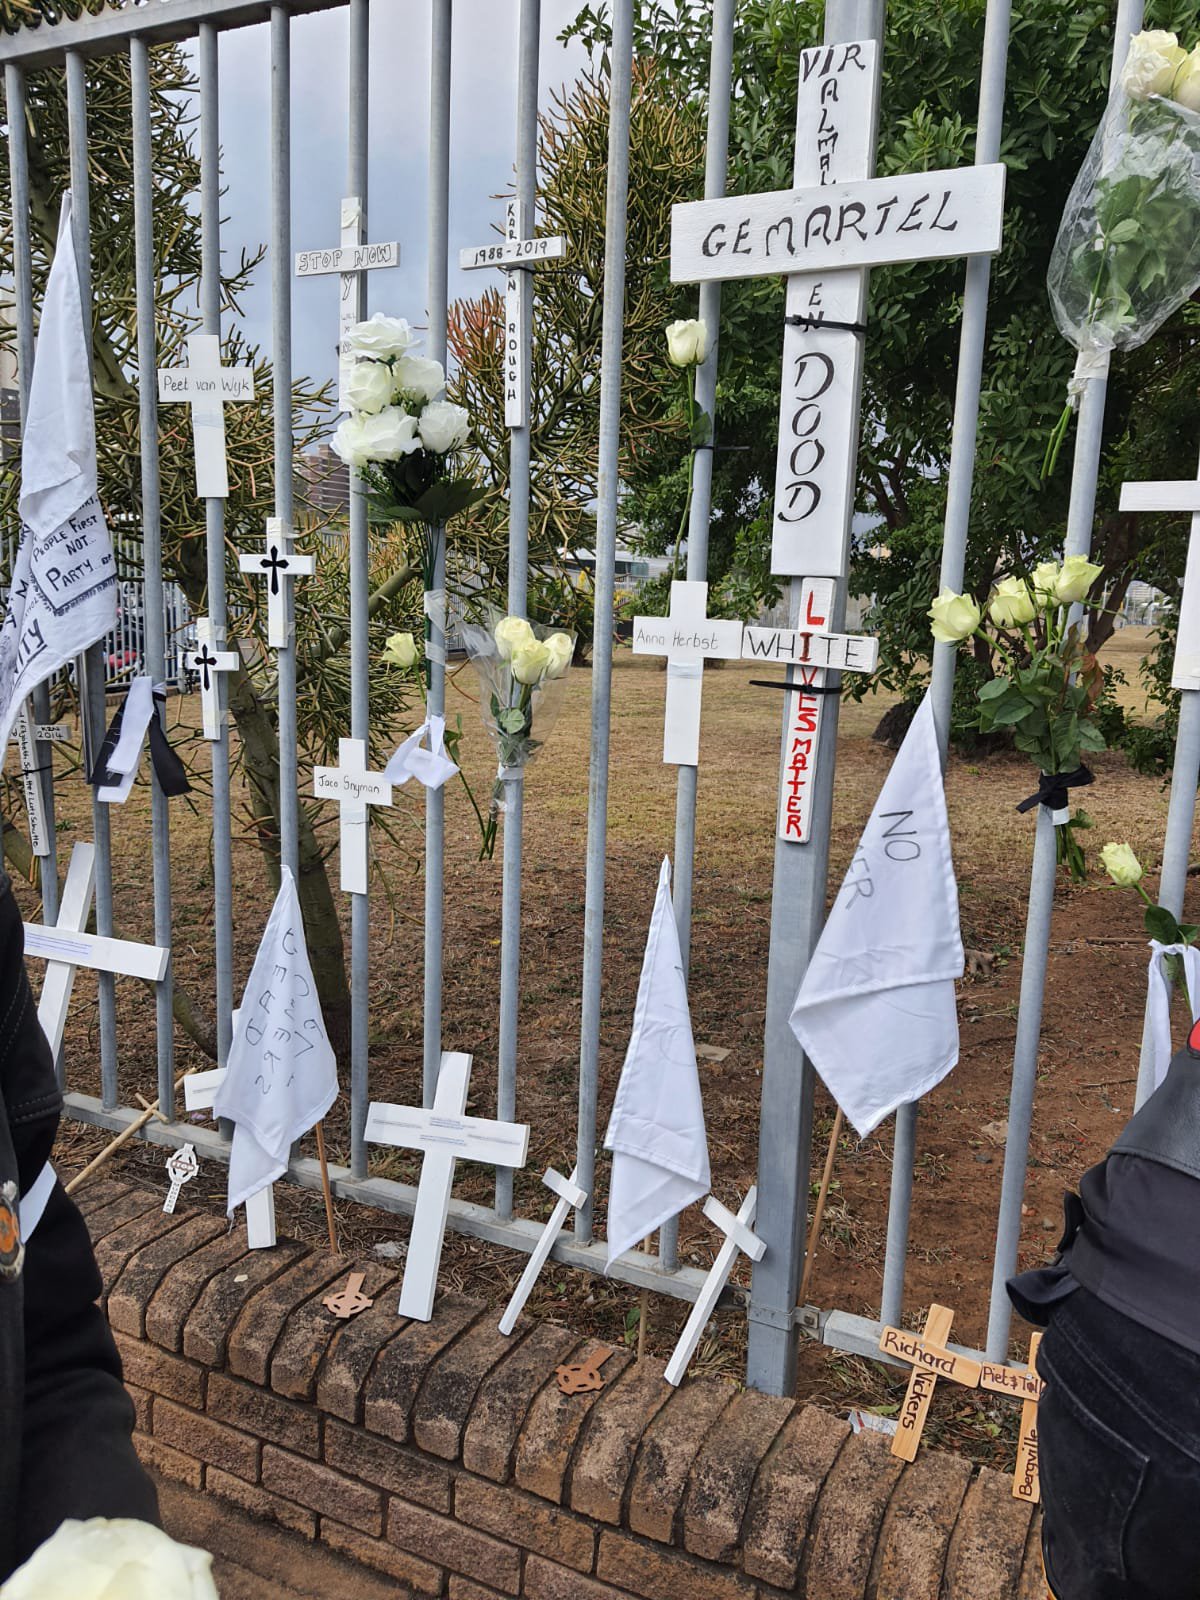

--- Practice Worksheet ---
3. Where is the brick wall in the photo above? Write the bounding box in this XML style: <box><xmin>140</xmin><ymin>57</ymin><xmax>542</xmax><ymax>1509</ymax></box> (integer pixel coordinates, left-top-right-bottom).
<box><xmin>82</xmin><ymin>1179</ymin><xmax>1046</xmax><ymax>1600</ymax></box>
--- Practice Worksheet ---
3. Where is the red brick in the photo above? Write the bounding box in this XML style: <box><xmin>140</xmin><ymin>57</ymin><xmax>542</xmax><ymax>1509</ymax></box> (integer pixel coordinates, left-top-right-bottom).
<box><xmin>107</xmin><ymin>1211</ymin><xmax>229</xmax><ymax>1336</ymax></box>
<box><xmin>799</xmin><ymin>1427</ymin><xmax>905</xmax><ymax>1600</ymax></box>
<box><xmin>144</xmin><ymin>1228</ymin><xmax>256</xmax><ymax>1352</ymax></box>
<box><xmin>114</xmin><ymin>1329</ymin><xmax>206</xmax><ymax>1409</ymax></box>
<box><xmin>94</xmin><ymin>1205</ymin><xmax>193</xmax><ymax>1301</ymax></box>
<box><xmin>516</xmin><ymin>1338</ymin><xmax>631</xmax><ymax>1505</ymax></box>
<box><xmin>363</xmin><ymin>1292</ymin><xmax>485</xmax><ymax>1444</ymax></box>
<box><xmin>125</xmin><ymin>1382</ymin><xmax>153</xmax><ymax>1433</ymax></box>
<box><xmin>183</xmin><ymin>1240</ymin><xmax>310</xmax><ymax>1368</ymax></box>
<box><xmin>627</xmin><ymin>1378</ymin><xmax>734</xmax><ymax>1542</ymax></box>
<box><xmin>742</xmin><ymin>1403</ymin><xmax>850</xmax><ymax>1588</ymax></box>
<box><xmin>227</xmin><ymin>1253</ymin><xmax>351</xmax><ymax>1386</ymax></box>
<box><xmin>316</xmin><ymin>1297</ymin><xmax>412</xmax><ymax>1423</ymax></box>
<box><xmin>154</xmin><ymin>1397</ymin><xmax>259</xmax><ymax>1481</ymax></box>
<box><xmin>942</xmin><ymin>1465</ymin><xmax>1034</xmax><ymax>1600</ymax></box>
<box><xmin>206</xmin><ymin>1465</ymin><xmax>316</xmax><ymax>1538</ymax></box>
<box><xmin>207</xmin><ymin>1373</ymin><xmax>320</xmax><ymax>1458</ymax></box>
<box><xmin>324</xmin><ymin>1419</ymin><xmax>450</xmax><ymax>1512</ymax></box>
<box><xmin>321</xmin><ymin>1519</ymin><xmax>443</xmax><ymax>1595</ymax></box>
<box><xmin>462</xmin><ymin>1322</ymin><xmax>580</xmax><ymax>1483</ymax></box>
<box><xmin>134</xmin><ymin>1431</ymin><xmax>202</xmax><ymax>1490</ymax></box>
<box><xmin>524</xmin><ymin>1556</ymin><xmax>630</xmax><ymax>1600</ymax></box>
<box><xmin>596</xmin><ymin>1529</ymin><xmax>756</xmax><ymax>1600</ymax></box>
<box><xmin>682</xmin><ymin>1388</ymin><xmax>793</xmax><ymax>1562</ymax></box>
<box><xmin>456</xmin><ymin>1475</ymin><xmax>595</xmax><ymax>1572</ymax></box>
<box><xmin>412</xmin><ymin>1317</ymin><xmax>526</xmax><ymax>1459</ymax></box>
<box><xmin>270</xmin><ymin>1259</ymin><xmax>399</xmax><ymax>1401</ymax></box>
<box><xmin>261</xmin><ymin>1444</ymin><xmax>383</xmax><ymax>1536</ymax></box>
<box><xmin>871</xmin><ymin>1447</ymin><xmax>973</xmax><ymax>1600</ymax></box>
<box><xmin>386</xmin><ymin>1499</ymin><xmax>520</xmax><ymax>1595</ymax></box>
<box><xmin>569</xmin><ymin>1355</ymin><xmax>673</xmax><ymax>1525</ymax></box>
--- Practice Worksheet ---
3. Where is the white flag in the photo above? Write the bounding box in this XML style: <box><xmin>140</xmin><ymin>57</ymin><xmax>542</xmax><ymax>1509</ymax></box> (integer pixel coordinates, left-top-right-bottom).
<box><xmin>604</xmin><ymin>856</ymin><xmax>711</xmax><ymax>1264</ymax></box>
<box><xmin>0</xmin><ymin>194</ymin><xmax>117</xmax><ymax>750</ymax></box>
<box><xmin>213</xmin><ymin>867</ymin><xmax>339</xmax><ymax>1211</ymax></box>
<box><xmin>789</xmin><ymin>692</ymin><xmax>963</xmax><ymax>1137</ymax></box>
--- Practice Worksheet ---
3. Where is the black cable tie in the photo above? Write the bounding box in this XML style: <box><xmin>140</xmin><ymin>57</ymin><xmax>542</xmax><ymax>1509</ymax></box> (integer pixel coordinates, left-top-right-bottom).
<box><xmin>17</xmin><ymin>764</ymin><xmax>54</xmax><ymax>779</ymax></box>
<box><xmin>785</xmin><ymin>316</ymin><xmax>868</xmax><ymax>335</ymax></box>
<box><xmin>749</xmin><ymin>678</ymin><xmax>844</xmax><ymax>696</ymax></box>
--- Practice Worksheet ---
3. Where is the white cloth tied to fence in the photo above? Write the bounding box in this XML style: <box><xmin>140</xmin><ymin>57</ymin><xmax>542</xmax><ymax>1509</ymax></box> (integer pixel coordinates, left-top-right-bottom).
<box><xmin>213</xmin><ymin>867</ymin><xmax>339</xmax><ymax>1212</ymax></box>
<box><xmin>604</xmin><ymin>856</ymin><xmax>710</xmax><ymax>1264</ymax></box>
<box><xmin>0</xmin><ymin>193</ymin><xmax>117</xmax><ymax>750</ymax></box>
<box><xmin>789</xmin><ymin>692</ymin><xmax>964</xmax><ymax>1138</ymax></box>
<box><xmin>384</xmin><ymin>715</ymin><xmax>458</xmax><ymax>789</ymax></box>
<box><xmin>1145</xmin><ymin>939</ymin><xmax>1200</xmax><ymax>1095</ymax></box>
<box><xmin>96</xmin><ymin>676</ymin><xmax>154</xmax><ymax>803</ymax></box>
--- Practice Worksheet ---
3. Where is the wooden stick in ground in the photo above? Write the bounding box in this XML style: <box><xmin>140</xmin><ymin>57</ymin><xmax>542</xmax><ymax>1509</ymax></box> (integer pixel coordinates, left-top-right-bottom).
<box><xmin>637</xmin><ymin>1234</ymin><xmax>652</xmax><ymax>1360</ymax></box>
<box><xmin>313</xmin><ymin>1119</ymin><xmax>340</xmax><ymax>1255</ymax></box>
<box><xmin>799</xmin><ymin>1108</ymin><xmax>844</xmax><ymax>1306</ymax></box>
<box><xmin>65</xmin><ymin>1069</ymin><xmax>193</xmax><ymax>1194</ymax></box>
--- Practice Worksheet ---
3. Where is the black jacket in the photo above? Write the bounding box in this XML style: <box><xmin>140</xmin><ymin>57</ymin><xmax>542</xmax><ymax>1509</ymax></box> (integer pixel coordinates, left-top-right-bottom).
<box><xmin>0</xmin><ymin>871</ymin><xmax>157</xmax><ymax>1580</ymax></box>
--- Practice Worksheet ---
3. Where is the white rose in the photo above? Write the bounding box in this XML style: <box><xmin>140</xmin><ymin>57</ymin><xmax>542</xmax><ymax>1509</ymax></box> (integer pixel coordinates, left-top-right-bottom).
<box><xmin>1100</xmin><ymin>841</ymin><xmax>1143</xmax><ymax>887</ymax></box>
<box><xmin>0</xmin><ymin>1518</ymin><xmax>218</xmax><ymax>1600</ymax></box>
<box><xmin>1030</xmin><ymin>560</ymin><xmax>1060</xmax><ymax>607</ymax></box>
<box><xmin>417</xmin><ymin>399</ymin><xmax>470</xmax><ymax>455</ymax></box>
<box><xmin>1121</xmin><ymin>30</ymin><xmax>1185</xmax><ymax>99</ymax></box>
<box><xmin>511</xmin><ymin>639</ymin><xmax>552</xmax><ymax>685</ymax></box>
<box><xmin>393</xmin><ymin>355</ymin><xmax>446</xmax><ymax>403</ymax></box>
<box><xmin>350</xmin><ymin>406</ymin><xmax>421</xmax><ymax>463</ymax></box>
<box><xmin>1172</xmin><ymin>45</ymin><xmax>1200</xmax><ymax>111</ymax></box>
<box><xmin>1054</xmin><ymin>555</ymin><xmax>1104</xmax><ymax>604</ymax></box>
<box><xmin>988</xmin><ymin>576</ymin><xmax>1036</xmax><ymax>628</ymax></box>
<box><xmin>342</xmin><ymin>313</ymin><xmax>418</xmax><ymax>361</ymax></box>
<box><xmin>665</xmin><ymin>318</ymin><xmax>709</xmax><ymax>367</ymax></box>
<box><xmin>330</xmin><ymin>413</ymin><xmax>373</xmax><ymax>469</ymax></box>
<box><xmin>382</xmin><ymin>631</ymin><xmax>418</xmax><ymax>669</ymax></box>
<box><xmin>494</xmin><ymin>615</ymin><xmax>535</xmax><ymax>660</ymax></box>
<box><xmin>343</xmin><ymin>358</ymin><xmax>395</xmax><ymax>416</ymax></box>
<box><xmin>543</xmin><ymin>632</ymin><xmax>574</xmax><ymax>679</ymax></box>
<box><xmin>928</xmin><ymin>589</ymin><xmax>981</xmax><ymax>644</ymax></box>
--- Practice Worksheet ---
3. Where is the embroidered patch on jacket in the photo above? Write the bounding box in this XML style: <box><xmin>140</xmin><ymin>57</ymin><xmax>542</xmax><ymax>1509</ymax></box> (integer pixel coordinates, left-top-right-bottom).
<box><xmin>0</xmin><ymin>1180</ymin><xmax>23</xmax><ymax>1282</ymax></box>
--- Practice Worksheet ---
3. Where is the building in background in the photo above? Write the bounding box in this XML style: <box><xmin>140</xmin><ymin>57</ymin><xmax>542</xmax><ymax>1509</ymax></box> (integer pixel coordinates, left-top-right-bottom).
<box><xmin>296</xmin><ymin>443</ymin><xmax>350</xmax><ymax>520</ymax></box>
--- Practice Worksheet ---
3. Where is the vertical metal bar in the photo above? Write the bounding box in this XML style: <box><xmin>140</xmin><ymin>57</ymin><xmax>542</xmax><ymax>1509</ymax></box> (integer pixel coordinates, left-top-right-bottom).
<box><xmin>423</xmin><ymin>0</ymin><xmax>452</xmax><ymax>1108</ymax></box>
<box><xmin>131</xmin><ymin>36</ymin><xmax>176</xmax><ymax>1112</ymax></box>
<box><xmin>199</xmin><ymin>24</ymin><xmax>236</xmax><ymax>1071</ymax></box>
<box><xmin>347</xmin><ymin>0</ymin><xmax>371</xmax><ymax>1179</ymax></box>
<box><xmin>574</xmin><ymin>0</ymin><xmax>635</xmax><ymax>1244</ymax></box>
<box><xmin>659</xmin><ymin>0</ymin><xmax>736</xmax><ymax>1276</ymax></box>
<box><xmin>494</xmin><ymin>0</ymin><xmax>541</xmax><ymax>1221</ymax></box>
<box><xmin>879</xmin><ymin>0</ymin><xmax>1014</xmax><ymax>1330</ymax></box>
<box><xmin>66</xmin><ymin>48</ymin><xmax>120</xmax><ymax>1109</ymax></box>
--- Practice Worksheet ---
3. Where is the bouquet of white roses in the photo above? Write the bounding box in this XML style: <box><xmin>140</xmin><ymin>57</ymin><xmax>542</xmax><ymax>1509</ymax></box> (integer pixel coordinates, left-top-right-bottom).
<box><xmin>0</xmin><ymin>1519</ymin><xmax>217</xmax><ymax>1600</ymax></box>
<box><xmin>459</xmin><ymin>612</ymin><xmax>574</xmax><ymax>858</ymax></box>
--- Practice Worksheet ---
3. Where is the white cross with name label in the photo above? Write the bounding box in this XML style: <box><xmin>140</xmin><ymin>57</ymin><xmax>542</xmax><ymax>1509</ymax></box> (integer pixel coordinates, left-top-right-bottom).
<box><xmin>312</xmin><ymin>736</ymin><xmax>393</xmax><ymax>897</ymax></box>
<box><xmin>460</xmin><ymin>200</ymin><xmax>567</xmax><ymax>428</ymax></box>
<box><xmin>632</xmin><ymin>580</ymin><xmax>745</xmax><ymax>765</ymax></box>
<box><xmin>663</xmin><ymin>1188</ymin><xmax>765</xmax><ymax>1387</ymax></box>
<box><xmin>498</xmin><ymin>1166</ymin><xmax>589</xmax><ymax>1336</ymax></box>
<box><xmin>295</xmin><ymin>197</ymin><xmax>401</xmax><ymax>409</ymax></box>
<box><xmin>185</xmin><ymin>618</ymin><xmax>240</xmax><ymax>742</ymax></box>
<box><xmin>365</xmin><ymin>1051</ymin><xmax>530</xmax><ymax>1322</ymax></box>
<box><xmin>238</xmin><ymin>519</ymin><xmax>316</xmax><ymax>650</ymax></box>
<box><xmin>157</xmin><ymin>333</ymin><xmax>255</xmax><ymax>500</ymax></box>
<box><xmin>183</xmin><ymin>1050</ymin><xmax>277</xmax><ymax>1248</ymax></box>
<box><xmin>24</xmin><ymin>843</ymin><xmax>170</xmax><ymax>1059</ymax></box>
<box><xmin>1119</xmin><ymin>476</ymin><xmax>1200</xmax><ymax>690</ymax></box>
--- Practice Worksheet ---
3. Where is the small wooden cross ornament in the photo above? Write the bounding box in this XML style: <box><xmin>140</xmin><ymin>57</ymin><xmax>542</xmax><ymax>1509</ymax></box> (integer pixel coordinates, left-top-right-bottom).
<box><xmin>981</xmin><ymin>1333</ymin><xmax>1044</xmax><ymax>1503</ymax></box>
<box><xmin>556</xmin><ymin>1348</ymin><xmax>614</xmax><ymax>1396</ymax></box>
<box><xmin>323</xmin><ymin>1271</ymin><xmax>374</xmax><ymax>1320</ymax></box>
<box><xmin>879</xmin><ymin>1303</ymin><xmax>981</xmax><ymax>1461</ymax></box>
<box><xmin>163</xmin><ymin>1142</ymin><xmax>200</xmax><ymax>1214</ymax></box>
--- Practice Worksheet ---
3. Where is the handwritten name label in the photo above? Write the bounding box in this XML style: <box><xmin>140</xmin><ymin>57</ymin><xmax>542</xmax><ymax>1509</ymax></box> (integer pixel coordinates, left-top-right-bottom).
<box><xmin>880</xmin><ymin>1326</ymin><xmax>982</xmax><ymax>1387</ymax></box>
<box><xmin>458</xmin><ymin>236</ymin><xmax>567</xmax><ymax>271</ymax></box>
<box><xmin>313</xmin><ymin>768</ymin><xmax>391</xmax><ymax>806</ymax></box>
<box><xmin>157</xmin><ymin>369</ymin><xmax>255</xmax><ymax>402</ymax></box>
<box><xmin>295</xmin><ymin>240</ymin><xmax>400</xmax><ymax>276</ymax></box>
<box><xmin>979</xmin><ymin>1363</ymin><xmax>1044</xmax><ymax>1400</ymax></box>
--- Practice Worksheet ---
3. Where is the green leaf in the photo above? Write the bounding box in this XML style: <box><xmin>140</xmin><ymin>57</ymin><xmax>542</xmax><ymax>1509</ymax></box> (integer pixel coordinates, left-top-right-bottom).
<box><xmin>1145</xmin><ymin>904</ymin><xmax>1184</xmax><ymax>945</ymax></box>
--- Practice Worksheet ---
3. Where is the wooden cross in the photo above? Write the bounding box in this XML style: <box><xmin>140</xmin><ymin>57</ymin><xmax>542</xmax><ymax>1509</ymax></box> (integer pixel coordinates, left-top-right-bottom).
<box><xmin>365</xmin><ymin>1051</ymin><xmax>530</xmax><ymax>1322</ymax></box>
<box><xmin>312</xmin><ymin>736</ymin><xmax>394</xmax><ymax>897</ymax></box>
<box><xmin>11</xmin><ymin>703</ymin><xmax>50</xmax><ymax>859</ymax></box>
<box><xmin>663</xmin><ymin>1189</ymin><xmax>765</xmax><ymax>1387</ymax></box>
<box><xmin>237</xmin><ymin>519</ymin><xmax>316</xmax><ymax>650</ymax></box>
<box><xmin>157</xmin><ymin>333</ymin><xmax>255</xmax><ymax>500</ymax></box>
<box><xmin>498</xmin><ymin>1166</ymin><xmax>588</xmax><ymax>1336</ymax></box>
<box><xmin>182</xmin><ymin>1060</ymin><xmax>277</xmax><ymax>1248</ymax></box>
<box><xmin>1119</xmin><ymin>475</ymin><xmax>1200</xmax><ymax>690</ymax></box>
<box><xmin>185</xmin><ymin>618</ymin><xmax>239</xmax><ymax>742</ymax></box>
<box><xmin>980</xmin><ymin>1333</ymin><xmax>1044</xmax><ymax>1503</ymax></box>
<box><xmin>295</xmin><ymin>197</ymin><xmax>401</xmax><ymax>409</ymax></box>
<box><xmin>24</xmin><ymin>843</ymin><xmax>169</xmax><ymax>1059</ymax></box>
<box><xmin>879</xmin><ymin>1303</ymin><xmax>982</xmax><ymax>1461</ymax></box>
<box><xmin>459</xmin><ymin>199</ymin><xmax>567</xmax><ymax>428</ymax></box>
<box><xmin>631</xmin><ymin>580</ymin><xmax>745</xmax><ymax>765</ymax></box>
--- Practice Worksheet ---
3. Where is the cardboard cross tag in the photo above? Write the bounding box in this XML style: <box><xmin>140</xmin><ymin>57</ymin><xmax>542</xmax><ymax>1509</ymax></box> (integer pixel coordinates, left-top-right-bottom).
<box><xmin>556</xmin><ymin>1347</ymin><xmax>613</xmax><ymax>1396</ymax></box>
<box><xmin>323</xmin><ymin>1271</ymin><xmax>374</xmax><ymax>1320</ymax></box>
<box><xmin>981</xmin><ymin>1332</ymin><xmax>1044</xmax><ymax>1503</ymax></box>
<box><xmin>879</xmin><ymin>1303</ymin><xmax>981</xmax><ymax>1461</ymax></box>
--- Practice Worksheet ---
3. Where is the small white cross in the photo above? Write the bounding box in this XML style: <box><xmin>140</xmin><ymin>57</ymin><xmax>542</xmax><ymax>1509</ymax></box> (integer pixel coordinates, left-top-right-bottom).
<box><xmin>1119</xmin><ymin>476</ymin><xmax>1200</xmax><ymax>690</ymax></box>
<box><xmin>157</xmin><ymin>333</ymin><xmax>255</xmax><ymax>500</ymax></box>
<box><xmin>163</xmin><ymin>1142</ymin><xmax>200</xmax><ymax>1214</ymax></box>
<box><xmin>631</xmin><ymin>580</ymin><xmax>745</xmax><ymax>765</ymax></box>
<box><xmin>185</xmin><ymin>618</ymin><xmax>240</xmax><ymax>742</ymax></box>
<box><xmin>295</xmin><ymin>197</ymin><xmax>401</xmax><ymax>409</ymax></box>
<box><xmin>663</xmin><ymin>1188</ymin><xmax>765</xmax><ymax>1387</ymax></box>
<box><xmin>365</xmin><ymin>1051</ymin><xmax>530</xmax><ymax>1322</ymax></box>
<box><xmin>460</xmin><ymin>200</ymin><xmax>567</xmax><ymax>428</ymax></box>
<box><xmin>183</xmin><ymin>1053</ymin><xmax>277</xmax><ymax>1248</ymax></box>
<box><xmin>498</xmin><ymin>1166</ymin><xmax>588</xmax><ymax>1336</ymax></box>
<box><xmin>312</xmin><ymin>736</ymin><xmax>393</xmax><ymax>896</ymax></box>
<box><xmin>237</xmin><ymin>519</ymin><xmax>316</xmax><ymax>650</ymax></box>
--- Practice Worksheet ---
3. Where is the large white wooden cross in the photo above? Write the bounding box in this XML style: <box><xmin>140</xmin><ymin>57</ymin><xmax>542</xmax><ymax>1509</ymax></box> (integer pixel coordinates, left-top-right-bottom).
<box><xmin>157</xmin><ymin>333</ymin><xmax>255</xmax><ymax>500</ymax></box>
<box><xmin>312</xmin><ymin>737</ymin><xmax>393</xmax><ymax>896</ymax></box>
<box><xmin>1119</xmin><ymin>476</ymin><xmax>1200</xmax><ymax>689</ymax></box>
<box><xmin>24</xmin><ymin>843</ymin><xmax>169</xmax><ymax>1058</ymax></box>
<box><xmin>663</xmin><ymin>1188</ymin><xmax>765</xmax><ymax>1387</ymax></box>
<box><xmin>185</xmin><ymin>618</ymin><xmax>239</xmax><ymax>742</ymax></box>
<box><xmin>238</xmin><ymin>519</ymin><xmax>316</xmax><ymax>650</ymax></box>
<box><xmin>460</xmin><ymin>200</ymin><xmax>567</xmax><ymax>428</ymax></box>
<box><xmin>365</xmin><ymin>1051</ymin><xmax>530</xmax><ymax>1322</ymax></box>
<box><xmin>295</xmin><ymin>198</ymin><xmax>401</xmax><ymax>409</ymax></box>
<box><xmin>631</xmin><ymin>580</ymin><xmax>744</xmax><ymax>765</ymax></box>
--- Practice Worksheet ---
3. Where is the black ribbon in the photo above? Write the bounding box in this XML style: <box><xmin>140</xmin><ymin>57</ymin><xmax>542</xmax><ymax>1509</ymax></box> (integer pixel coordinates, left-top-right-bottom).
<box><xmin>749</xmin><ymin>677</ymin><xmax>844</xmax><ymax>696</ymax></box>
<box><xmin>89</xmin><ymin>689</ymin><xmax>191</xmax><ymax>798</ymax></box>
<box><xmin>1015</xmin><ymin>764</ymin><xmax>1093</xmax><ymax>815</ymax></box>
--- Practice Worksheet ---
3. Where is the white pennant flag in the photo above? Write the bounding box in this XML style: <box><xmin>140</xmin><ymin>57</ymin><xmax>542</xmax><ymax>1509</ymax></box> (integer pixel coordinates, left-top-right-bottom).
<box><xmin>789</xmin><ymin>692</ymin><xmax>963</xmax><ymax>1137</ymax></box>
<box><xmin>0</xmin><ymin>194</ymin><xmax>117</xmax><ymax>750</ymax></box>
<box><xmin>604</xmin><ymin>856</ymin><xmax>711</xmax><ymax>1264</ymax></box>
<box><xmin>213</xmin><ymin>867</ymin><xmax>339</xmax><ymax>1211</ymax></box>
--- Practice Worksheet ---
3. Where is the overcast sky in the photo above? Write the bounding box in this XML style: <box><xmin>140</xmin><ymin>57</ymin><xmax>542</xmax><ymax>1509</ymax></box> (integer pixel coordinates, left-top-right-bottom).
<box><xmin>213</xmin><ymin>0</ymin><xmax>592</xmax><ymax>405</ymax></box>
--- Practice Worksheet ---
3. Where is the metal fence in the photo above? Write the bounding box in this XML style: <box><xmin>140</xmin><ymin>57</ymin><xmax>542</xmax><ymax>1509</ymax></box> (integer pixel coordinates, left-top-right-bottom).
<box><xmin>0</xmin><ymin>0</ymin><xmax>1172</xmax><ymax>1398</ymax></box>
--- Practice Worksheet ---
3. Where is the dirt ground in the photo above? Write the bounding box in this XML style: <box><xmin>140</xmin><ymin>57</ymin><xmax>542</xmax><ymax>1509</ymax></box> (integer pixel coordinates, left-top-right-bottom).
<box><xmin>18</xmin><ymin>626</ymin><xmax>1193</xmax><ymax>1465</ymax></box>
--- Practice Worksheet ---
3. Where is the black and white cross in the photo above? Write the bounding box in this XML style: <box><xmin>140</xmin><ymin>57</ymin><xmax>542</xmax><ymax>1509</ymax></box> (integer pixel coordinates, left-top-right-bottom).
<box><xmin>184</xmin><ymin>618</ymin><xmax>239</xmax><ymax>742</ymax></box>
<box><xmin>237</xmin><ymin>519</ymin><xmax>316</xmax><ymax>649</ymax></box>
<box><xmin>295</xmin><ymin>197</ymin><xmax>401</xmax><ymax>409</ymax></box>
